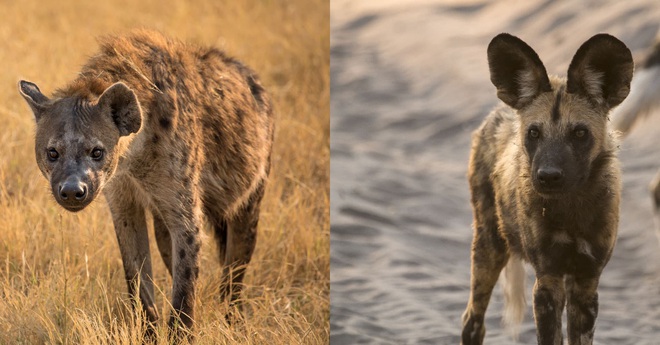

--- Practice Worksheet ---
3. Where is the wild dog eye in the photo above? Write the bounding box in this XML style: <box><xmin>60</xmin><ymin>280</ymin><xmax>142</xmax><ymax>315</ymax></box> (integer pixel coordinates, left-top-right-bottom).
<box><xmin>91</xmin><ymin>148</ymin><xmax>104</xmax><ymax>160</ymax></box>
<box><xmin>47</xmin><ymin>148</ymin><xmax>59</xmax><ymax>161</ymax></box>
<box><xmin>574</xmin><ymin>128</ymin><xmax>587</xmax><ymax>138</ymax></box>
<box><xmin>528</xmin><ymin>128</ymin><xmax>540</xmax><ymax>139</ymax></box>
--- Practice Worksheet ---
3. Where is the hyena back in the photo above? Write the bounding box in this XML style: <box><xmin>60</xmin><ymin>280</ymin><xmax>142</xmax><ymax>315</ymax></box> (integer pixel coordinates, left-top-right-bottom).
<box><xmin>461</xmin><ymin>33</ymin><xmax>633</xmax><ymax>345</ymax></box>
<box><xmin>18</xmin><ymin>30</ymin><xmax>274</xmax><ymax>334</ymax></box>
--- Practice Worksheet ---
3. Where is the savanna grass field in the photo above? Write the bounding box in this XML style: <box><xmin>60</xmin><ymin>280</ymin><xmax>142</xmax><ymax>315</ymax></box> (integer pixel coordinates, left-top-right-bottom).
<box><xmin>0</xmin><ymin>0</ymin><xmax>329</xmax><ymax>343</ymax></box>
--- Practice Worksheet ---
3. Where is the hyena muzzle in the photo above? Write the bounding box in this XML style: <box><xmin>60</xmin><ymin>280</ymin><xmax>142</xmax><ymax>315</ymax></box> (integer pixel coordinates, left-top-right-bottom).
<box><xmin>18</xmin><ymin>30</ymin><xmax>274</xmax><ymax>336</ymax></box>
<box><xmin>461</xmin><ymin>33</ymin><xmax>633</xmax><ymax>345</ymax></box>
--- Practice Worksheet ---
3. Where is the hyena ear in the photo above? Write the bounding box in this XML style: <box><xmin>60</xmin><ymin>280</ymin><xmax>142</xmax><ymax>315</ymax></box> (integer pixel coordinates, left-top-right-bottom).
<box><xmin>98</xmin><ymin>82</ymin><xmax>142</xmax><ymax>136</ymax></box>
<box><xmin>487</xmin><ymin>33</ymin><xmax>552</xmax><ymax>109</ymax></box>
<box><xmin>18</xmin><ymin>80</ymin><xmax>50</xmax><ymax>121</ymax></box>
<box><xmin>566</xmin><ymin>34</ymin><xmax>633</xmax><ymax>109</ymax></box>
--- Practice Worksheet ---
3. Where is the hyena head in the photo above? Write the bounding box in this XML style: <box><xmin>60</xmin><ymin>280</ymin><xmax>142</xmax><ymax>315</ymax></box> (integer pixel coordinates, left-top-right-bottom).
<box><xmin>18</xmin><ymin>81</ymin><xmax>142</xmax><ymax>212</ymax></box>
<box><xmin>487</xmin><ymin>33</ymin><xmax>633</xmax><ymax>196</ymax></box>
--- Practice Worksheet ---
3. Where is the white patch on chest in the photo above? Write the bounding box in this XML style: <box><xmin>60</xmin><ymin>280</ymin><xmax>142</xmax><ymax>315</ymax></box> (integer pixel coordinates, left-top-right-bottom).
<box><xmin>552</xmin><ymin>231</ymin><xmax>572</xmax><ymax>244</ymax></box>
<box><xmin>576</xmin><ymin>238</ymin><xmax>595</xmax><ymax>260</ymax></box>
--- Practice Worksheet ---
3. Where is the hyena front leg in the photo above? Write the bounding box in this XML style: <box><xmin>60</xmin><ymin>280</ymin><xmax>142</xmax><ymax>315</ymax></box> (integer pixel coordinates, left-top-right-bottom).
<box><xmin>155</xmin><ymin>198</ymin><xmax>203</xmax><ymax>333</ymax></box>
<box><xmin>533</xmin><ymin>274</ymin><xmax>565</xmax><ymax>345</ymax></box>
<box><xmin>152</xmin><ymin>211</ymin><xmax>173</xmax><ymax>276</ymax></box>
<box><xmin>221</xmin><ymin>181</ymin><xmax>265</xmax><ymax>307</ymax></box>
<box><xmin>105</xmin><ymin>181</ymin><xmax>159</xmax><ymax>324</ymax></box>
<box><xmin>461</xmin><ymin>222</ymin><xmax>509</xmax><ymax>345</ymax></box>
<box><xmin>565</xmin><ymin>275</ymin><xmax>599</xmax><ymax>345</ymax></box>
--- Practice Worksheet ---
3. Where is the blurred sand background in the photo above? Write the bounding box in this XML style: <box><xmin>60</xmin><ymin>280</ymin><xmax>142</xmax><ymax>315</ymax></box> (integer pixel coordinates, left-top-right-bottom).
<box><xmin>0</xmin><ymin>0</ymin><xmax>328</xmax><ymax>343</ymax></box>
<box><xmin>331</xmin><ymin>0</ymin><xmax>660</xmax><ymax>343</ymax></box>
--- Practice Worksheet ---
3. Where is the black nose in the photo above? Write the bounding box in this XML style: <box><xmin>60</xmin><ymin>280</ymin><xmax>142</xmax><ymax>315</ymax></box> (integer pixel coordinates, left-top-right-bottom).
<box><xmin>59</xmin><ymin>179</ymin><xmax>88</xmax><ymax>201</ymax></box>
<box><xmin>537</xmin><ymin>167</ymin><xmax>564</xmax><ymax>186</ymax></box>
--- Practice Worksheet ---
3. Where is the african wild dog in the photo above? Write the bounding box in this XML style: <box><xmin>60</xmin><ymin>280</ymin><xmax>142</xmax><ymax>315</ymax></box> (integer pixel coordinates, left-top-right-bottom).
<box><xmin>461</xmin><ymin>33</ymin><xmax>633</xmax><ymax>345</ymax></box>
<box><xmin>18</xmin><ymin>30</ymin><xmax>274</xmax><ymax>335</ymax></box>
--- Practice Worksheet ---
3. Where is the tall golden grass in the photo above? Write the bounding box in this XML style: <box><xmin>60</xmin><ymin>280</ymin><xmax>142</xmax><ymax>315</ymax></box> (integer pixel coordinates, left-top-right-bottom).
<box><xmin>0</xmin><ymin>0</ymin><xmax>328</xmax><ymax>343</ymax></box>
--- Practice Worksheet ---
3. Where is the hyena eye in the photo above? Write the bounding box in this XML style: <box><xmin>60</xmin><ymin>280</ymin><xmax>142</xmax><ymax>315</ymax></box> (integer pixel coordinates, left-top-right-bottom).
<box><xmin>91</xmin><ymin>148</ymin><xmax>104</xmax><ymax>160</ymax></box>
<box><xmin>528</xmin><ymin>128</ymin><xmax>540</xmax><ymax>139</ymax></box>
<box><xmin>47</xmin><ymin>148</ymin><xmax>59</xmax><ymax>161</ymax></box>
<box><xmin>574</xmin><ymin>128</ymin><xmax>587</xmax><ymax>138</ymax></box>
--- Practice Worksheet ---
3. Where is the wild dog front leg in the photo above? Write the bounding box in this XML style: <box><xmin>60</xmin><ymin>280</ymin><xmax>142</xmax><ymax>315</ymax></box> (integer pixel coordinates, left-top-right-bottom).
<box><xmin>565</xmin><ymin>275</ymin><xmax>600</xmax><ymax>345</ymax></box>
<box><xmin>105</xmin><ymin>186</ymin><xmax>159</xmax><ymax>323</ymax></box>
<box><xmin>533</xmin><ymin>274</ymin><xmax>565</xmax><ymax>345</ymax></box>
<box><xmin>461</xmin><ymin>224</ymin><xmax>508</xmax><ymax>345</ymax></box>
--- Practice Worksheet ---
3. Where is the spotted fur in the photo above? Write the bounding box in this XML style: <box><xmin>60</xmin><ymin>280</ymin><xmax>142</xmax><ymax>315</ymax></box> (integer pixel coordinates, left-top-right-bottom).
<box><xmin>461</xmin><ymin>33</ymin><xmax>633</xmax><ymax>345</ymax></box>
<box><xmin>18</xmin><ymin>29</ymin><xmax>274</xmax><ymax>337</ymax></box>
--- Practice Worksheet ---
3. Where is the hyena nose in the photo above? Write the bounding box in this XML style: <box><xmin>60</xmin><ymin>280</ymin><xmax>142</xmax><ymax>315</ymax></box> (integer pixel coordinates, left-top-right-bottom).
<box><xmin>537</xmin><ymin>167</ymin><xmax>564</xmax><ymax>186</ymax></box>
<box><xmin>59</xmin><ymin>180</ymin><xmax>88</xmax><ymax>201</ymax></box>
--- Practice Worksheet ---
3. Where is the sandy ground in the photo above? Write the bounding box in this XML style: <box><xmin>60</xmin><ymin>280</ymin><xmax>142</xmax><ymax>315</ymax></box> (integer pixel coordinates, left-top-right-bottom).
<box><xmin>330</xmin><ymin>1</ymin><xmax>660</xmax><ymax>344</ymax></box>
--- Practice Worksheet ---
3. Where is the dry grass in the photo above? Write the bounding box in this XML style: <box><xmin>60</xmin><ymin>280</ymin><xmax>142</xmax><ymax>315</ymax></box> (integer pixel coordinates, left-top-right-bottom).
<box><xmin>0</xmin><ymin>0</ymin><xmax>328</xmax><ymax>343</ymax></box>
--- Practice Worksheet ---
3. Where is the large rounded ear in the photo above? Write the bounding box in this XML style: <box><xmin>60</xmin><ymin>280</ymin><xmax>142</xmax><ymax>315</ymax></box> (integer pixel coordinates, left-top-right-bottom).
<box><xmin>18</xmin><ymin>80</ymin><xmax>50</xmax><ymax>121</ymax></box>
<box><xmin>487</xmin><ymin>33</ymin><xmax>552</xmax><ymax>109</ymax></box>
<box><xmin>566</xmin><ymin>34</ymin><xmax>633</xmax><ymax>109</ymax></box>
<box><xmin>97</xmin><ymin>82</ymin><xmax>142</xmax><ymax>136</ymax></box>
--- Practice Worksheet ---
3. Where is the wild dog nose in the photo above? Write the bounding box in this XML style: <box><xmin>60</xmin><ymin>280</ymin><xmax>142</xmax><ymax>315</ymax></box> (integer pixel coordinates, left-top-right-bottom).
<box><xmin>59</xmin><ymin>179</ymin><xmax>88</xmax><ymax>201</ymax></box>
<box><xmin>537</xmin><ymin>167</ymin><xmax>564</xmax><ymax>186</ymax></box>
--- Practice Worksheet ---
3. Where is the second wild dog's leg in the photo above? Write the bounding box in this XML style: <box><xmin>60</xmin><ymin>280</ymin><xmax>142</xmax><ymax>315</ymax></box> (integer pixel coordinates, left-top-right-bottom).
<box><xmin>565</xmin><ymin>275</ymin><xmax>599</xmax><ymax>345</ymax></box>
<box><xmin>533</xmin><ymin>274</ymin><xmax>565</xmax><ymax>345</ymax></box>
<box><xmin>461</xmin><ymin>221</ymin><xmax>509</xmax><ymax>345</ymax></box>
<box><xmin>650</xmin><ymin>170</ymin><xmax>660</xmax><ymax>244</ymax></box>
<box><xmin>651</xmin><ymin>169</ymin><xmax>660</xmax><ymax>212</ymax></box>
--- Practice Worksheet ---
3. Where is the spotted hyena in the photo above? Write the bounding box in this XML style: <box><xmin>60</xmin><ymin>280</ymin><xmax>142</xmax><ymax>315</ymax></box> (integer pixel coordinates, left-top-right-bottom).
<box><xmin>18</xmin><ymin>30</ymin><xmax>273</xmax><ymax>334</ymax></box>
<box><xmin>461</xmin><ymin>33</ymin><xmax>633</xmax><ymax>345</ymax></box>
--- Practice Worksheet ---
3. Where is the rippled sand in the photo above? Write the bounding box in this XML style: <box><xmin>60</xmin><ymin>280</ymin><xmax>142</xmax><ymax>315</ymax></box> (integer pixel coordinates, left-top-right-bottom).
<box><xmin>331</xmin><ymin>1</ymin><xmax>660</xmax><ymax>343</ymax></box>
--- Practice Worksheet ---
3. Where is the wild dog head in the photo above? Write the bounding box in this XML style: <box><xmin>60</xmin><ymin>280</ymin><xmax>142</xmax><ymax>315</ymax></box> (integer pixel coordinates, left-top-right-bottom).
<box><xmin>19</xmin><ymin>81</ymin><xmax>142</xmax><ymax>212</ymax></box>
<box><xmin>487</xmin><ymin>33</ymin><xmax>633</xmax><ymax>196</ymax></box>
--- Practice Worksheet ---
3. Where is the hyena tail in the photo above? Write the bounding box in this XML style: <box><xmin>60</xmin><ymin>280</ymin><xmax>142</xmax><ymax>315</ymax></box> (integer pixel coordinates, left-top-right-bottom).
<box><xmin>610</xmin><ymin>63</ymin><xmax>660</xmax><ymax>136</ymax></box>
<box><xmin>500</xmin><ymin>256</ymin><xmax>526</xmax><ymax>340</ymax></box>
